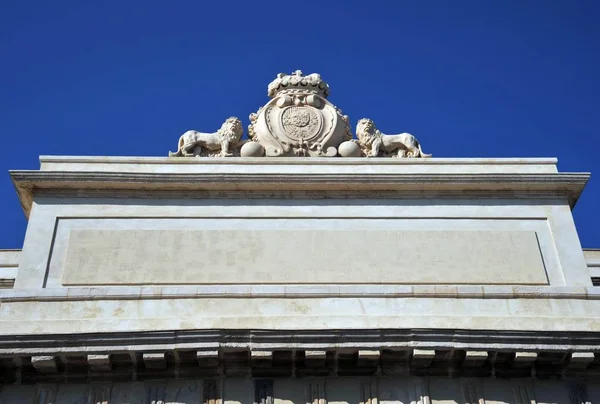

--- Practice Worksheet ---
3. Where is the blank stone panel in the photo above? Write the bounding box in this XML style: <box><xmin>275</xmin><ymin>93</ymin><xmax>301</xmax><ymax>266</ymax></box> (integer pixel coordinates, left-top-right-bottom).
<box><xmin>60</xmin><ymin>225</ymin><xmax>548</xmax><ymax>286</ymax></box>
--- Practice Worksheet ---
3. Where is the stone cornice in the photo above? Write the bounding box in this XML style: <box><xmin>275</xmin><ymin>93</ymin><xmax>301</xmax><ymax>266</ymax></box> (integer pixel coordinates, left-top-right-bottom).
<box><xmin>38</xmin><ymin>155</ymin><xmax>560</xmax><ymax>165</ymax></box>
<box><xmin>1</xmin><ymin>327</ymin><xmax>598</xmax><ymax>354</ymax></box>
<box><xmin>0</xmin><ymin>328</ymin><xmax>599</xmax><ymax>383</ymax></box>
<box><xmin>1</xmin><ymin>285</ymin><xmax>600</xmax><ymax>303</ymax></box>
<box><xmin>10</xmin><ymin>170</ymin><xmax>590</xmax><ymax>217</ymax></box>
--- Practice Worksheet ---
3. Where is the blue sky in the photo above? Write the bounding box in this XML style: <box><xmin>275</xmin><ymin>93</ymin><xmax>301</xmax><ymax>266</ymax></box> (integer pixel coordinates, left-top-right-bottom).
<box><xmin>1</xmin><ymin>1</ymin><xmax>599</xmax><ymax>249</ymax></box>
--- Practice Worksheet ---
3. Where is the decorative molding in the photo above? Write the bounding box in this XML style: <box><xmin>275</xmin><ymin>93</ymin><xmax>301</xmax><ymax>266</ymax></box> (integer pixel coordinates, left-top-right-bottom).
<box><xmin>0</xmin><ymin>346</ymin><xmax>597</xmax><ymax>384</ymax></box>
<box><xmin>0</xmin><ymin>329</ymin><xmax>599</xmax><ymax>365</ymax></box>
<box><xmin>9</xmin><ymin>170</ymin><xmax>590</xmax><ymax>217</ymax></box>
<box><xmin>38</xmin><ymin>155</ymin><xmax>560</xmax><ymax>165</ymax></box>
<box><xmin>2</xmin><ymin>285</ymin><xmax>597</xmax><ymax>303</ymax></box>
<box><xmin>12</xmin><ymin>171</ymin><xmax>588</xmax><ymax>188</ymax></box>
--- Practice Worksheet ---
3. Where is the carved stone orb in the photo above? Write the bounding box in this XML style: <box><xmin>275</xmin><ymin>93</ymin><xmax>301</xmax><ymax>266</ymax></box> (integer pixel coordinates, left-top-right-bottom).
<box><xmin>338</xmin><ymin>141</ymin><xmax>362</xmax><ymax>157</ymax></box>
<box><xmin>240</xmin><ymin>142</ymin><xmax>265</xmax><ymax>157</ymax></box>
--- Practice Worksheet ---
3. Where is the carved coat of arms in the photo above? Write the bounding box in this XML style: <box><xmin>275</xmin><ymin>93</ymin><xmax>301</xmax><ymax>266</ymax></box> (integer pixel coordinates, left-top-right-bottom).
<box><xmin>248</xmin><ymin>70</ymin><xmax>351</xmax><ymax>157</ymax></box>
<box><xmin>169</xmin><ymin>70</ymin><xmax>430</xmax><ymax>159</ymax></box>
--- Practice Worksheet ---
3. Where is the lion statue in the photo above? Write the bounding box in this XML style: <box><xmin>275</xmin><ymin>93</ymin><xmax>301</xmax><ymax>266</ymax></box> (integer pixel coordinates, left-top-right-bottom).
<box><xmin>356</xmin><ymin>118</ymin><xmax>431</xmax><ymax>158</ymax></box>
<box><xmin>169</xmin><ymin>117</ymin><xmax>244</xmax><ymax>157</ymax></box>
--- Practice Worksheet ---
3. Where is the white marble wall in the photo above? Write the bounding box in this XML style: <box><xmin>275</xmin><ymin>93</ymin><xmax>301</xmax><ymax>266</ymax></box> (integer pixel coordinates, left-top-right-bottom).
<box><xmin>16</xmin><ymin>196</ymin><xmax>591</xmax><ymax>289</ymax></box>
<box><xmin>1</xmin><ymin>195</ymin><xmax>598</xmax><ymax>335</ymax></box>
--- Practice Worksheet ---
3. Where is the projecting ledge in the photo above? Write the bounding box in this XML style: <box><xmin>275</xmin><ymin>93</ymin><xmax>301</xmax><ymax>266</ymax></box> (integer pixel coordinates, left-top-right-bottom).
<box><xmin>9</xmin><ymin>170</ymin><xmax>590</xmax><ymax>218</ymax></box>
<box><xmin>0</xmin><ymin>285</ymin><xmax>594</xmax><ymax>302</ymax></box>
<box><xmin>37</xmin><ymin>156</ymin><xmax>560</xmax><ymax>172</ymax></box>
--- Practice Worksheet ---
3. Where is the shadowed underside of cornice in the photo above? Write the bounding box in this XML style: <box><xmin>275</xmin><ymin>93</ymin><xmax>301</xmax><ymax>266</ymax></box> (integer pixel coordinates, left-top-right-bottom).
<box><xmin>1</xmin><ymin>328</ymin><xmax>600</xmax><ymax>383</ymax></box>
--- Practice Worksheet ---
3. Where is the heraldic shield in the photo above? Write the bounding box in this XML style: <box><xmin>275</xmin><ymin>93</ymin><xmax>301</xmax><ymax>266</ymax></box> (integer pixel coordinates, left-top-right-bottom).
<box><xmin>249</xmin><ymin>70</ymin><xmax>352</xmax><ymax>157</ymax></box>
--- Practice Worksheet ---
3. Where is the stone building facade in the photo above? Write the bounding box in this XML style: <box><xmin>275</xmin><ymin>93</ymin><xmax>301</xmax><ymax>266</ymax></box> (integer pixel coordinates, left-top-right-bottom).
<box><xmin>0</xmin><ymin>72</ymin><xmax>599</xmax><ymax>403</ymax></box>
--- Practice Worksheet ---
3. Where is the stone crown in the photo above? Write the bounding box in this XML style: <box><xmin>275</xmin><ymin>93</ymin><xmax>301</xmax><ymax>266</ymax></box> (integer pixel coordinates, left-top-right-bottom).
<box><xmin>267</xmin><ymin>70</ymin><xmax>330</xmax><ymax>99</ymax></box>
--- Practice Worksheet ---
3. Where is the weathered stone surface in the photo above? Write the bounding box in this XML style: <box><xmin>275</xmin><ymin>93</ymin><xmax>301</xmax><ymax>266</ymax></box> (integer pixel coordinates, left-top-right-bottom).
<box><xmin>59</xmin><ymin>227</ymin><xmax>547</xmax><ymax>285</ymax></box>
